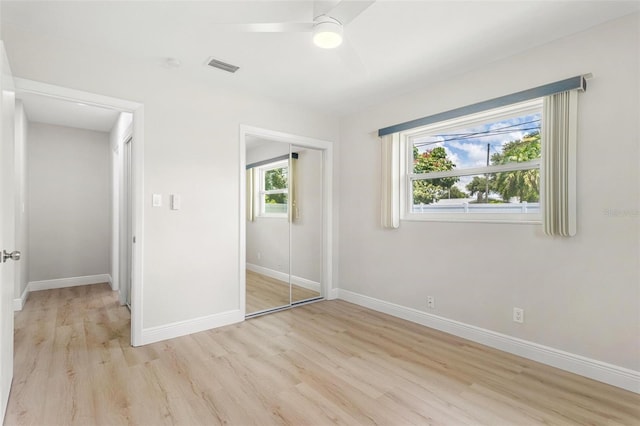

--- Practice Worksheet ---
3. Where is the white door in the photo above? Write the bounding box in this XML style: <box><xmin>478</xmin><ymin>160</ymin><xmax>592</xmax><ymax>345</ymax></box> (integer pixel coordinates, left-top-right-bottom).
<box><xmin>0</xmin><ymin>41</ymin><xmax>16</xmax><ymax>422</ymax></box>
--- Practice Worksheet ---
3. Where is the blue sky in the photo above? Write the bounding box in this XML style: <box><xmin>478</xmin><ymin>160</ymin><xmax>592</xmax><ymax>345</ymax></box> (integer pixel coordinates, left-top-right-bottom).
<box><xmin>414</xmin><ymin>113</ymin><xmax>541</xmax><ymax>169</ymax></box>
<box><xmin>413</xmin><ymin>113</ymin><xmax>541</xmax><ymax>193</ymax></box>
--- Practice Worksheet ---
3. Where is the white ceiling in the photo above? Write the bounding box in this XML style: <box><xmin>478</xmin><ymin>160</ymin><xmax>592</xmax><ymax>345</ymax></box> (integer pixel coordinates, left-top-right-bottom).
<box><xmin>3</xmin><ymin>1</ymin><xmax>639</xmax><ymax>126</ymax></box>
<box><xmin>19</xmin><ymin>92</ymin><xmax>121</xmax><ymax>132</ymax></box>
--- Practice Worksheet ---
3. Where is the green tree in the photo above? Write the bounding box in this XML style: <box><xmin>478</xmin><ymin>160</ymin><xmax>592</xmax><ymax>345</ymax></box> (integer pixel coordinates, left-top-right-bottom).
<box><xmin>264</xmin><ymin>167</ymin><xmax>287</xmax><ymax>204</ymax></box>
<box><xmin>491</xmin><ymin>132</ymin><xmax>540</xmax><ymax>202</ymax></box>
<box><xmin>446</xmin><ymin>186</ymin><xmax>468</xmax><ymax>199</ymax></box>
<box><xmin>413</xmin><ymin>146</ymin><xmax>459</xmax><ymax>204</ymax></box>
<box><xmin>466</xmin><ymin>176</ymin><xmax>491</xmax><ymax>203</ymax></box>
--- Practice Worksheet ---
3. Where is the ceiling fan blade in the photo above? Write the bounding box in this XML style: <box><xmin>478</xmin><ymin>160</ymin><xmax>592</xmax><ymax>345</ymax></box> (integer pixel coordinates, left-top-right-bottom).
<box><xmin>215</xmin><ymin>22</ymin><xmax>314</xmax><ymax>33</ymax></box>
<box><xmin>313</xmin><ymin>0</ymin><xmax>342</xmax><ymax>19</ymax></box>
<box><xmin>337</xmin><ymin>37</ymin><xmax>367</xmax><ymax>76</ymax></box>
<box><xmin>326</xmin><ymin>0</ymin><xmax>375</xmax><ymax>25</ymax></box>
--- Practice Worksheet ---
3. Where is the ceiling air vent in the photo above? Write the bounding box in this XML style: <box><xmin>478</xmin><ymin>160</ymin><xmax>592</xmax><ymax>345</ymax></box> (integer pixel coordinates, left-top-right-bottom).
<box><xmin>206</xmin><ymin>57</ymin><xmax>239</xmax><ymax>73</ymax></box>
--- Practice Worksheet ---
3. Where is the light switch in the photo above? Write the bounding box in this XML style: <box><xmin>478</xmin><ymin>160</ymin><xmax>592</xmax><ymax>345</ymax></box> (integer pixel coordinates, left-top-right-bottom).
<box><xmin>170</xmin><ymin>194</ymin><xmax>181</xmax><ymax>210</ymax></box>
<box><xmin>152</xmin><ymin>194</ymin><xmax>162</xmax><ymax>207</ymax></box>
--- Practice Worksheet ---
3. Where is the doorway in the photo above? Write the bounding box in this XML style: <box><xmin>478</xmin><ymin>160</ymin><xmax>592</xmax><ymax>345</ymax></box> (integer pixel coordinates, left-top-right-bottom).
<box><xmin>240</xmin><ymin>126</ymin><xmax>333</xmax><ymax>318</ymax></box>
<box><xmin>12</xmin><ymin>78</ymin><xmax>144</xmax><ymax>345</ymax></box>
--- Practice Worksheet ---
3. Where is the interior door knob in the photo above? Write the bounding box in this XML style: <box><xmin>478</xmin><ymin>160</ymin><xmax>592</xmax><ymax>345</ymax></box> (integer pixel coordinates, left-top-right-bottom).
<box><xmin>2</xmin><ymin>250</ymin><xmax>21</xmax><ymax>263</ymax></box>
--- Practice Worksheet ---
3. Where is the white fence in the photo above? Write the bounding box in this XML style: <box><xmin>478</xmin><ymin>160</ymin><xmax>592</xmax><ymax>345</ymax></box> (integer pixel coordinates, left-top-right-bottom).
<box><xmin>412</xmin><ymin>202</ymin><xmax>540</xmax><ymax>214</ymax></box>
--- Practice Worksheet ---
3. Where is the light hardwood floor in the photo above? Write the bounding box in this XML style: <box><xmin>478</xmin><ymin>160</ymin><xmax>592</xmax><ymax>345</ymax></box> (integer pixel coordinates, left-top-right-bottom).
<box><xmin>5</xmin><ymin>284</ymin><xmax>639</xmax><ymax>425</ymax></box>
<box><xmin>246</xmin><ymin>270</ymin><xmax>320</xmax><ymax>314</ymax></box>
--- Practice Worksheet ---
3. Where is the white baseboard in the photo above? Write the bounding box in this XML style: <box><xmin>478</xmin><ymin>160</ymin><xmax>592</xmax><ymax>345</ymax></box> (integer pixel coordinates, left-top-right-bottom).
<box><xmin>141</xmin><ymin>310</ymin><xmax>244</xmax><ymax>345</ymax></box>
<box><xmin>108</xmin><ymin>274</ymin><xmax>116</xmax><ymax>291</ymax></box>
<box><xmin>13</xmin><ymin>285</ymin><xmax>29</xmax><ymax>311</ymax></box>
<box><xmin>28</xmin><ymin>274</ymin><xmax>112</xmax><ymax>292</ymax></box>
<box><xmin>247</xmin><ymin>263</ymin><xmax>321</xmax><ymax>292</ymax></box>
<box><xmin>327</xmin><ymin>288</ymin><xmax>339</xmax><ymax>300</ymax></box>
<box><xmin>292</xmin><ymin>275</ymin><xmax>321</xmax><ymax>293</ymax></box>
<box><xmin>337</xmin><ymin>289</ymin><xmax>640</xmax><ymax>394</ymax></box>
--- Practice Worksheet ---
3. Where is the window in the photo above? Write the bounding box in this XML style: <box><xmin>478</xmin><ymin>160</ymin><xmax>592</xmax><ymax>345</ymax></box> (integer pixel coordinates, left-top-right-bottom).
<box><xmin>259</xmin><ymin>160</ymin><xmax>288</xmax><ymax>217</ymax></box>
<box><xmin>400</xmin><ymin>99</ymin><xmax>542</xmax><ymax>222</ymax></box>
<box><xmin>381</xmin><ymin>75</ymin><xmax>584</xmax><ymax>230</ymax></box>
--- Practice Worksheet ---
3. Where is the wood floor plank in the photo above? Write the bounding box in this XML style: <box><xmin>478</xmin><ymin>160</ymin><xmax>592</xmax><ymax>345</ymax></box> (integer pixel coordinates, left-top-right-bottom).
<box><xmin>5</xmin><ymin>284</ymin><xmax>639</xmax><ymax>426</ymax></box>
<box><xmin>123</xmin><ymin>363</ymin><xmax>174</xmax><ymax>426</ymax></box>
<box><xmin>275</xmin><ymin>383</ymin><xmax>362</xmax><ymax>425</ymax></box>
<box><xmin>42</xmin><ymin>367</ymin><xmax>96</xmax><ymax>426</ymax></box>
<box><xmin>246</xmin><ymin>270</ymin><xmax>320</xmax><ymax>314</ymax></box>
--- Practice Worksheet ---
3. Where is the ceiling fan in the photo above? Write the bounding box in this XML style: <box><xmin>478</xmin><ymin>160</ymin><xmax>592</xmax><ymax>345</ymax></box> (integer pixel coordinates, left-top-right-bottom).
<box><xmin>225</xmin><ymin>0</ymin><xmax>376</xmax><ymax>49</ymax></box>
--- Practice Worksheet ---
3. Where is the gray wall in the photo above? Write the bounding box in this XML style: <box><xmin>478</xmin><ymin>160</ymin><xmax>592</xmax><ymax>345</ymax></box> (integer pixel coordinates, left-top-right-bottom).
<box><xmin>338</xmin><ymin>14</ymin><xmax>639</xmax><ymax>371</ymax></box>
<box><xmin>28</xmin><ymin>122</ymin><xmax>111</xmax><ymax>282</ymax></box>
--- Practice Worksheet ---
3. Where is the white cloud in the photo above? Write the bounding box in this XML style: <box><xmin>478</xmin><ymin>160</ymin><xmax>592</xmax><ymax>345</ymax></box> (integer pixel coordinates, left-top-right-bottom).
<box><xmin>447</xmin><ymin>140</ymin><xmax>488</xmax><ymax>167</ymax></box>
<box><xmin>443</xmin><ymin>146</ymin><xmax>461</xmax><ymax>166</ymax></box>
<box><xmin>486</xmin><ymin>123</ymin><xmax>527</xmax><ymax>147</ymax></box>
<box><xmin>455</xmin><ymin>175</ymin><xmax>472</xmax><ymax>193</ymax></box>
<box><xmin>413</xmin><ymin>136</ymin><xmax>444</xmax><ymax>153</ymax></box>
<box><xmin>416</xmin><ymin>113</ymin><xmax>541</xmax><ymax>170</ymax></box>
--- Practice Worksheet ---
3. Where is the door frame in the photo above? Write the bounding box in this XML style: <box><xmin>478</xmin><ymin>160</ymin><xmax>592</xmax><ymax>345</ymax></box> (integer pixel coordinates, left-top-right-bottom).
<box><xmin>14</xmin><ymin>78</ymin><xmax>145</xmax><ymax>346</ymax></box>
<box><xmin>122</xmin><ymin>137</ymin><xmax>134</xmax><ymax>308</ymax></box>
<box><xmin>239</xmin><ymin>125</ymin><xmax>335</xmax><ymax>317</ymax></box>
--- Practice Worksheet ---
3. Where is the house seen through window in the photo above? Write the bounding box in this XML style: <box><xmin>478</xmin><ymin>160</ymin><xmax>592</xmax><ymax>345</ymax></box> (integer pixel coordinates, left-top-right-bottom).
<box><xmin>402</xmin><ymin>99</ymin><xmax>542</xmax><ymax>221</ymax></box>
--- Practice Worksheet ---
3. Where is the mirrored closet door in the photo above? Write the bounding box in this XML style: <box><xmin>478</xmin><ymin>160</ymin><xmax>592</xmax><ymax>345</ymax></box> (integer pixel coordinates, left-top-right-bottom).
<box><xmin>290</xmin><ymin>144</ymin><xmax>322</xmax><ymax>304</ymax></box>
<box><xmin>245</xmin><ymin>137</ymin><xmax>323</xmax><ymax>316</ymax></box>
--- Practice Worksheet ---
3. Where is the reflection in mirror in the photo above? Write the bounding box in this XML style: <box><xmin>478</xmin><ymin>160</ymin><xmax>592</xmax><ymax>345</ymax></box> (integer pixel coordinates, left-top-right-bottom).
<box><xmin>290</xmin><ymin>145</ymin><xmax>323</xmax><ymax>304</ymax></box>
<box><xmin>245</xmin><ymin>138</ymin><xmax>291</xmax><ymax>315</ymax></box>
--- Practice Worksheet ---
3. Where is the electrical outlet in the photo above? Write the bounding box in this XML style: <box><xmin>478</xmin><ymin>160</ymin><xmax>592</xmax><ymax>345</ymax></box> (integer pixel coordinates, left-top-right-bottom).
<box><xmin>257</xmin><ymin>252</ymin><xmax>261</xmax><ymax>260</ymax></box>
<box><xmin>427</xmin><ymin>296</ymin><xmax>435</xmax><ymax>309</ymax></box>
<box><xmin>513</xmin><ymin>307</ymin><xmax>524</xmax><ymax>323</ymax></box>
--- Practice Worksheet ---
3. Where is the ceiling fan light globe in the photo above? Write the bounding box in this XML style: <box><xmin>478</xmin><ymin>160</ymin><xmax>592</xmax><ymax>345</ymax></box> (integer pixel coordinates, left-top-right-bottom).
<box><xmin>313</xmin><ymin>21</ymin><xmax>343</xmax><ymax>49</ymax></box>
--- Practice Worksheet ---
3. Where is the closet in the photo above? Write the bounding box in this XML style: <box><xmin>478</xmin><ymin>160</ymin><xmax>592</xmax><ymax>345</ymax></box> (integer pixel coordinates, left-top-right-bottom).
<box><xmin>245</xmin><ymin>136</ymin><xmax>325</xmax><ymax>316</ymax></box>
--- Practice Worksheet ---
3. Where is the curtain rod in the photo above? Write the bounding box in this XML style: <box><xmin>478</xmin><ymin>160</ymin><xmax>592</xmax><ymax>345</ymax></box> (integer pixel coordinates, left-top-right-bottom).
<box><xmin>246</xmin><ymin>152</ymin><xmax>298</xmax><ymax>170</ymax></box>
<box><xmin>378</xmin><ymin>75</ymin><xmax>588</xmax><ymax>137</ymax></box>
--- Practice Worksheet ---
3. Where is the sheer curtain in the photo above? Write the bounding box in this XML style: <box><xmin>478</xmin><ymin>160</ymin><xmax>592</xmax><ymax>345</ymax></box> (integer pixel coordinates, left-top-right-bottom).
<box><xmin>246</xmin><ymin>168</ymin><xmax>256</xmax><ymax>222</ymax></box>
<box><xmin>542</xmin><ymin>90</ymin><xmax>578</xmax><ymax>236</ymax></box>
<box><xmin>289</xmin><ymin>155</ymin><xmax>299</xmax><ymax>223</ymax></box>
<box><xmin>381</xmin><ymin>133</ymin><xmax>400</xmax><ymax>229</ymax></box>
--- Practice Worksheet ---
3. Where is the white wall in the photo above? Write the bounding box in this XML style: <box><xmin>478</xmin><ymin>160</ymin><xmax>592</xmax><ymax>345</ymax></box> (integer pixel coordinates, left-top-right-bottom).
<box><xmin>27</xmin><ymin>123</ymin><xmax>111</xmax><ymax>282</ymax></box>
<box><xmin>338</xmin><ymin>14</ymin><xmax>640</xmax><ymax>371</ymax></box>
<box><xmin>13</xmin><ymin>100</ymin><xmax>28</xmax><ymax>301</ymax></box>
<box><xmin>2</xmin><ymin>26</ymin><xmax>339</xmax><ymax>331</ymax></box>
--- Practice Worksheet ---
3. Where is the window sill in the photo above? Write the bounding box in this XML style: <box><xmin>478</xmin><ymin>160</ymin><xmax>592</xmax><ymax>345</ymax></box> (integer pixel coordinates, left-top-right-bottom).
<box><xmin>258</xmin><ymin>214</ymin><xmax>288</xmax><ymax>219</ymax></box>
<box><xmin>401</xmin><ymin>213</ymin><xmax>541</xmax><ymax>225</ymax></box>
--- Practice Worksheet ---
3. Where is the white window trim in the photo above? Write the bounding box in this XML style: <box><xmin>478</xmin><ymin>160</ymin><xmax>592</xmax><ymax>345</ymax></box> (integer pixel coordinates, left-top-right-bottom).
<box><xmin>400</xmin><ymin>99</ymin><xmax>543</xmax><ymax>224</ymax></box>
<box><xmin>258</xmin><ymin>160</ymin><xmax>289</xmax><ymax>218</ymax></box>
